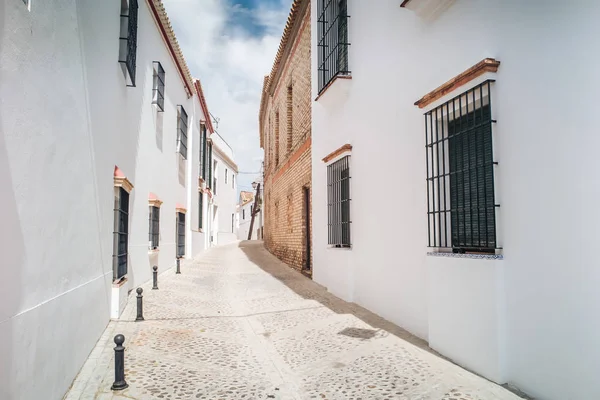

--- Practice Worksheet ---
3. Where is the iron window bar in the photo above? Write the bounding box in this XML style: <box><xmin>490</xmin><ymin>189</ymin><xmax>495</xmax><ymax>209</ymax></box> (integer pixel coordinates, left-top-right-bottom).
<box><xmin>176</xmin><ymin>212</ymin><xmax>185</xmax><ymax>257</ymax></box>
<box><xmin>177</xmin><ymin>106</ymin><xmax>188</xmax><ymax>159</ymax></box>
<box><xmin>149</xmin><ymin>206</ymin><xmax>160</xmax><ymax>249</ymax></box>
<box><xmin>200</xmin><ymin>124</ymin><xmax>207</xmax><ymax>180</ymax></box>
<box><xmin>113</xmin><ymin>188</ymin><xmax>129</xmax><ymax>280</ymax></box>
<box><xmin>152</xmin><ymin>62</ymin><xmax>165</xmax><ymax>111</ymax></box>
<box><xmin>424</xmin><ymin>80</ymin><xmax>499</xmax><ymax>253</ymax></box>
<box><xmin>198</xmin><ymin>192</ymin><xmax>203</xmax><ymax>229</ymax></box>
<box><xmin>317</xmin><ymin>0</ymin><xmax>350</xmax><ymax>94</ymax></box>
<box><xmin>118</xmin><ymin>0</ymin><xmax>138</xmax><ymax>87</ymax></box>
<box><xmin>327</xmin><ymin>155</ymin><xmax>351</xmax><ymax>247</ymax></box>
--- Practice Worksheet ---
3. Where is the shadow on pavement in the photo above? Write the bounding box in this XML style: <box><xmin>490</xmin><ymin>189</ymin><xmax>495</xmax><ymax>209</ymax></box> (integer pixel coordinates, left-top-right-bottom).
<box><xmin>238</xmin><ymin>240</ymin><xmax>438</xmax><ymax>355</ymax></box>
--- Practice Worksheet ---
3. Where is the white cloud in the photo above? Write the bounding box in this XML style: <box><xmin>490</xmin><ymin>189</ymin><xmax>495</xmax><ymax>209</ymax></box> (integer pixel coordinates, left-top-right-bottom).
<box><xmin>163</xmin><ymin>0</ymin><xmax>290</xmax><ymax>192</ymax></box>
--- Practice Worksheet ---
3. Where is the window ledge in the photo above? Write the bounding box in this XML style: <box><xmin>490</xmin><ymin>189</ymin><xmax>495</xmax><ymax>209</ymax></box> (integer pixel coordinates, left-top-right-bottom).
<box><xmin>328</xmin><ymin>246</ymin><xmax>352</xmax><ymax>250</ymax></box>
<box><xmin>427</xmin><ymin>252</ymin><xmax>503</xmax><ymax>260</ymax></box>
<box><xmin>112</xmin><ymin>276</ymin><xmax>128</xmax><ymax>287</ymax></box>
<box><xmin>148</xmin><ymin>249</ymin><xmax>159</xmax><ymax>254</ymax></box>
<box><xmin>315</xmin><ymin>74</ymin><xmax>352</xmax><ymax>102</ymax></box>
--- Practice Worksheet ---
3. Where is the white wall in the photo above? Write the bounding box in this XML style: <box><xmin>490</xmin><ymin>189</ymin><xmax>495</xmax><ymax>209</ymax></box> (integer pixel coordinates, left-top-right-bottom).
<box><xmin>211</xmin><ymin>134</ymin><xmax>238</xmax><ymax>246</ymax></box>
<box><xmin>311</xmin><ymin>0</ymin><xmax>600</xmax><ymax>399</ymax></box>
<box><xmin>237</xmin><ymin>201</ymin><xmax>262</xmax><ymax>240</ymax></box>
<box><xmin>0</xmin><ymin>0</ymin><xmax>208</xmax><ymax>398</ymax></box>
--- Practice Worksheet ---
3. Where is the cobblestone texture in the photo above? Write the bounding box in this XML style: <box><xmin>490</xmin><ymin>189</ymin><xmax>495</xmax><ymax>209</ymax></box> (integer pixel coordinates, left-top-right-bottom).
<box><xmin>64</xmin><ymin>242</ymin><xmax>522</xmax><ymax>400</ymax></box>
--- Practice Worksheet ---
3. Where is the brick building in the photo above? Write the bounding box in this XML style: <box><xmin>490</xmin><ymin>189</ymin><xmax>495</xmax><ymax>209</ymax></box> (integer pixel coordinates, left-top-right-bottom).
<box><xmin>259</xmin><ymin>0</ymin><xmax>312</xmax><ymax>273</ymax></box>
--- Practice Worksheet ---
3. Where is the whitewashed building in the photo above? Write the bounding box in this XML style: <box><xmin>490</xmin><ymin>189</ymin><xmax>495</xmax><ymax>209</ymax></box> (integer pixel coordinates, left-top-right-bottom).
<box><xmin>311</xmin><ymin>1</ymin><xmax>600</xmax><ymax>399</ymax></box>
<box><xmin>237</xmin><ymin>191</ymin><xmax>262</xmax><ymax>240</ymax></box>
<box><xmin>207</xmin><ymin>132</ymin><xmax>239</xmax><ymax>246</ymax></box>
<box><xmin>0</xmin><ymin>1</ymin><xmax>227</xmax><ymax>399</ymax></box>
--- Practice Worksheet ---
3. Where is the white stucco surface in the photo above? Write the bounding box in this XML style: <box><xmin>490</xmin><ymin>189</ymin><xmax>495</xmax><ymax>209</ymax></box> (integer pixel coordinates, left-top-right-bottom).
<box><xmin>311</xmin><ymin>0</ymin><xmax>600</xmax><ymax>398</ymax></box>
<box><xmin>0</xmin><ymin>1</ymin><xmax>215</xmax><ymax>398</ymax></box>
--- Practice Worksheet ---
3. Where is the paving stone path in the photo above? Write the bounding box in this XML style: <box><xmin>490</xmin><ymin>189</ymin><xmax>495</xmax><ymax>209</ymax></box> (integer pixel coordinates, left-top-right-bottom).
<box><xmin>64</xmin><ymin>241</ymin><xmax>522</xmax><ymax>400</ymax></box>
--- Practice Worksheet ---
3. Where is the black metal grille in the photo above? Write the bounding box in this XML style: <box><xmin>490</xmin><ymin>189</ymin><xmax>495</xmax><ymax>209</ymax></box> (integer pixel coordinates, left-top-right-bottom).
<box><xmin>317</xmin><ymin>0</ymin><xmax>350</xmax><ymax>94</ymax></box>
<box><xmin>113</xmin><ymin>187</ymin><xmax>129</xmax><ymax>280</ymax></box>
<box><xmin>208</xmin><ymin>143</ymin><xmax>213</xmax><ymax>190</ymax></box>
<box><xmin>425</xmin><ymin>80</ymin><xmax>498</xmax><ymax>252</ymax></box>
<box><xmin>176</xmin><ymin>212</ymin><xmax>185</xmax><ymax>257</ymax></box>
<box><xmin>149</xmin><ymin>206</ymin><xmax>160</xmax><ymax>249</ymax></box>
<box><xmin>200</xmin><ymin>124</ymin><xmax>207</xmax><ymax>179</ymax></box>
<box><xmin>152</xmin><ymin>62</ymin><xmax>165</xmax><ymax>111</ymax></box>
<box><xmin>327</xmin><ymin>156</ymin><xmax>351</xmax><ymax>246</ymax></box>
<box><xmin>198</xmin><ymin>191</ymin><xmax>203</xmax><ymax>229</ymax></box>
<box><xmin>119</xmin><ymin>0</ymin><xmax>138</xmax><ymax>86</ymax></box>
<box><xmin>177</xmin><ymin>106</ymin><xmax>188</xmax><ymax>159</ymax></box>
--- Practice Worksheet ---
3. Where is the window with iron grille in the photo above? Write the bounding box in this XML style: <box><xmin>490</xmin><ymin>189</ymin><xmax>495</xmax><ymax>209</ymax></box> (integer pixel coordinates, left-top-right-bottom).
<box><xmin>177</xmin><ymin>106</ymin><xmax>188</xmax><ymax>159</ymax></box>
<box><xmin>200</xmin><ymin>124</ymin><xmax>207</xmax><ymax>179</ymax></box>
<box><xmin>152</xmin><ymin>62</ymin><xmax>165</xmax><ymax>111</ymax></box>
<box><xmin>198</xmin><ymin>192</ymin><xmax>203</xmax><ymax>230</ymax></box>
<box><xmin>207</xmin><ymin>143</ymin><xmax>213</xmax><ymax>189</ymax></box>
<box><xmin>327</xmin><ymin>156</ymin><xmax>351</xmax><ymax>247</ymax></box>
<box><xmin>425</xmin><ymin>80</ymin><xmax>498</xmax><ymax>253</ymax></box>
<box><xmin>149</xmin><ymin>206</ymin><xmax>160</xmax><ymax>249</ymax></box>
<box><xmin>317</xmin><ymin>0</ymin><xmax>349</xmax><ymax>94</ymax></box>
<box><xmin>118</xmin><ymin>0</ymin><xmax>138</xmax><ymax>87</ymax></box>
<box><xmin>176</xmin><ymin>212</ymin><xmax>185</xmax><ymax>257</ymax></box>
<box><xmin>113</xmin><ymin>187</ymin><xmax>129</xmax><ymax>280</ymax></box>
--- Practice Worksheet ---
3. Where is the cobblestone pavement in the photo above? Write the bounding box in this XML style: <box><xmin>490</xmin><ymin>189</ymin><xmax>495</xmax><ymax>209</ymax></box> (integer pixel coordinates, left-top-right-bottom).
<box><xmin>64</xmin><ymin>241</ymin><xmax>522</xmax><ymax>400</ymax></box>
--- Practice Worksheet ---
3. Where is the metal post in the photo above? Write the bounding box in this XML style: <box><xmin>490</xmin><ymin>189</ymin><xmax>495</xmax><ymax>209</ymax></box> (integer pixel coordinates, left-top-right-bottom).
<box><xmin>111</xmin><ymin>334</ymin><xmax>128</xmax><ymax>391</ymax></box>
<box><xmin>176</xmin><ymin>258</ymin><xmax>181</xmax><ymax>274</ymax></box>
<box><xmin>152</xmin><ymin>265</ymin><xmax>158</xmax><ymax>290</ymax></box>
<box><xmin>135</xmin><ymin>288</ymin><xmax>144</xmax><ymax>321</ymax></box>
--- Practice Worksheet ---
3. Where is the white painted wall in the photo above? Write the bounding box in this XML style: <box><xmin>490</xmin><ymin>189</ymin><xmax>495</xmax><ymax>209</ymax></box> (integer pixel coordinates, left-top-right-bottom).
<box><xmin>311</xmin><ymin>0</ymin><xmax>600</xmax><ymax>399</ymax></box>
<box><xmin>237</xmin><ymin>200</ymin><xmax>262</xmax><ymax>240</ymax></box>
<box><xmin>211</xmin><ymin>134</ymin><xmax>238</xmax><ymax>246</ymax></box>
<box><xmin>0</xmin><ymin>0</ymin><xmax>210</xmax><ymax>398</ymax></box>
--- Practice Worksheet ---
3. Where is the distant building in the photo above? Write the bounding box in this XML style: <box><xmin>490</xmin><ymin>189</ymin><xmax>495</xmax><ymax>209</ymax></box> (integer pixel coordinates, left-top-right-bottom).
<box><xmin>259</xmin><ymin>0</ymin><xmax>312</xmax><ymax>273</ymax></box>
<box><xmin>237</xmin><ymin>191</ymin><xmax>262</xmax><ymax>240</ymax></box>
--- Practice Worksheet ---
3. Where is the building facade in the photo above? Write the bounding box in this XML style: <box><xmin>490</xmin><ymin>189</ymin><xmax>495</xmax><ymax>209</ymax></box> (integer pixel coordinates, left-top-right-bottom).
<box><xmin>311</xmin><ymin>1</ymin><xmax>600</xmax><ymax>399</ymax></box>
<box><xmin>208</xmin><ymin>132</ymin><xmax>239</xmax><ymax>247</ymax></box>
<box><xmin>237</xmin><ymin>191</ymin><xmax>262</xmax><ymax>240</ymax></box>
<box><xmin>0</xmin><ymin>1</ymin><xmax>227</xmax><ymax>399</ymax></box>
<box><xmin>260</xmin><ymin>0</ymin><xmax>312</xmax><ymax>273</ymax></box>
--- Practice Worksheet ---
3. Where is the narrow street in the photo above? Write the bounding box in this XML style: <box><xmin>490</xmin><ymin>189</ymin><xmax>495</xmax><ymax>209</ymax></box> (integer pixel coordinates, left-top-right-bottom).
<box><xmin>65</xmin><ymin>242</ymin><xmax>521</xmax><ymax>400</ymax></box>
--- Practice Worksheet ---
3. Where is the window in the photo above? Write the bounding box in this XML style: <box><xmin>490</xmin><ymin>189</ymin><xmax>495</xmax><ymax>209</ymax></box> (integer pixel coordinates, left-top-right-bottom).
<box><xmin>225</xmin><ymin>168</ymin><xmax>228</xmax><ymax>184</ymax></box>
<box><xmin>113</xmin><ymin>187</ymin><xmax>130</xmax><ymax>280</ymax></box>
<box><xmin>200</xmin><ymin>124</ymin><xmax>207</xmax><ymax>179</ymax></box>
<box><xmin>213</xmin><ymin>160</ymin><xmax>218</xmax><ymax>195</ymax></box>
<box><xmin>287</xmin><ymin>85</ymin><xmax>293</xmax><ymax>153</ymax></box>
<box><xmin>327</xmin><ymin>156</ymin><xmax>351</xmax><ymax>247</ymax></box>
<box><xmin>152</xmin><ymin>62</ymin><xmax>165</xmax><ymax>111</ymax></box>
<box><xmin>118</xmin><ymin>0</ymin><xmax>139</xmax><ymax>87</ymax></box>
<box><xmin>232</xmin><ymin>174</ymin><xmax>235</xmax><ymax>189</ymax></box>
<box><xmin>275</xmin><ymin>111</ymin><xmax>280</xmax><ymax>165</ymax></box>
<box><xmin>425</xmin><ymin>80</ymin><xmax>498</xmax><ymax>253</ymax></box>
<box><xmin>317</xmin><ymin>0</ymin><xmax>349</xmax><ymax>93</ymax></box>
<box><xmin>198</xmin><ymin>192</ymin><xmax>203</xmax><ymax>230</ymax></box>
<box><xmin>176</xmin><ymin>212</ymin><xmax>185</xmax><ymax>257</ymax></box>
<box><xmin>177</xmin><ymin>106</ymin><xmax>188</xmax><ymax>159</ymax></box>
<box><xmin>207</xmin><ymin>142</ymin><xmax>213</xmax><ymax>189</ymax></box>
<box><xmin>149</xmin><ymin>206</ymin><xmax>160</xmax><ymax>249</ymax></box>
<box><xmin>231</xmin><ymin>214</ymin><xmax>234</xmax><ymax>233</ymax></box>
<box><xmin>243</xmin><ymin>209</ymin><xmax>246</xmax><ymax>220</ymax></box>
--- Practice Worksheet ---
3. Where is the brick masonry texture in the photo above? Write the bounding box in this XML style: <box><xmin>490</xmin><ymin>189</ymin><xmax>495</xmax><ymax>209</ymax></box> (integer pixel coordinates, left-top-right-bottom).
<box><xmin>261</xmin><ymin>4</ymin><xmax>312</xmax><ymax>272</ymax></box>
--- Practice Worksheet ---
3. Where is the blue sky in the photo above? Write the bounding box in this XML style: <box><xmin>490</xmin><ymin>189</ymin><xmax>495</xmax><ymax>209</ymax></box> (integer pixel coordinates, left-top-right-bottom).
<box><xmin>164</xmin><ymin>0</ymin><xmax>290</xmax><ymax>194</ymax></box>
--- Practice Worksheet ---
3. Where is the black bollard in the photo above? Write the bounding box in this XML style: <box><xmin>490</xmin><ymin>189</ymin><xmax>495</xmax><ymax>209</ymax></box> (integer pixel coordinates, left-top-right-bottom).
<box><xmin>111</xmin><ymin>334</ymin><xmax>129</xmax><ymax>391</ymax></box>
<box><xmin>176</xmin><ymin>258</ymin><xmax>181</xmax><ymax>274</ymax></box>
<box><xmin>152</xmin><ymin>265</ymin><xmax>158</xmax><ymax>290</ymax></box>
<box><xmin>135</xmin><ymin>287</ymin><xmax>144</xmax><ymax>321</ymax></box>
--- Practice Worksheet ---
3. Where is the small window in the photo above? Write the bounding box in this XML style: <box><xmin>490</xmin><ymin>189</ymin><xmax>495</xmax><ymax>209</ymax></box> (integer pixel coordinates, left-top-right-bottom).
<box><xmin>149</xmin><ymin>206</ymin><xmax>160</xmax><ymax>249</ymax></box>
<box><xmin>317</xmin><ymin>0</ymin><xmax>349</xmax><ymax>93</ymax></box>
<box><xmin>243</xmin><ymin>209</ymin><xmax>245</xmax><ymax>220</ymax></box>
<box><xmin>225</xmin><ymin>168</ymin><xmax>228</xmax><ymax>184</ymax></box>
<box><xmin>118</xmin><ymin>0</ymin><xmax>139</xmax><ymax>87</ymax></box>
<box><xmin>176</xmin><ymin>212</ymin><xmax>185</xmax><ymax>257</ymax></box>
<box><xmin>198</xmin><ymin>192</ymin><xmax>203</xmax><ymax>230</ymax></box>
<box><xmin>152</xmin><ymin>62</ymin><xmax>165</xmax><ymax>111</ymax></box>
<box><xmin>232</xmin><ymin>174</ymin><xmax>235</xmax><ymax>189</ymax></box>
<box><xmin>425</xmin><ymin>80</ymin><xmax>498</xmax><ymax>253</ymax></box>
<box><xmin>177</xmin><ymin>106</ymin><xmax>188</xmax><ymax>159</ymax></box>
<box><xmin>327</xmin><ymin>156</ymin><xmax>351</xmax><ymax>247</ymax></box>
<box><xmin>113</xmin><ymin>188</ymin><xmax>130</xmax><ymax>280</ymax></box>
